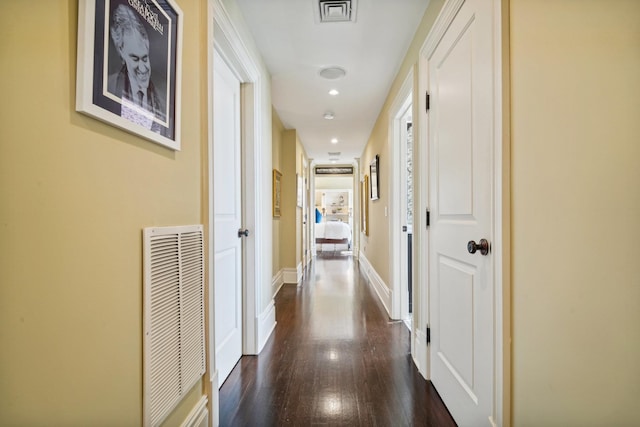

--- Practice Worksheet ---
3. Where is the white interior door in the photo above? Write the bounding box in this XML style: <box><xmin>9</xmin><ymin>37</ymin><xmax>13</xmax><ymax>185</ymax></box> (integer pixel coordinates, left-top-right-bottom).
<box><xmin>428</xmin><ymin>0</ymin><xmax>495</xmax><ymax>424</ymax></box>
<box><xmin>213</xmin><ymin>50</ymin><xmax>243</xmax><ymax>388</ymax></box>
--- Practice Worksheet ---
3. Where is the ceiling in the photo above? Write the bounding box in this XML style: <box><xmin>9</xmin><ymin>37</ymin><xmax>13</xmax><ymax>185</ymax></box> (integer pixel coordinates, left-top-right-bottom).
<box><xmin>235</xmin><ymin>0</ymin><xmax>429</xmax><ymax>165</ymax></box>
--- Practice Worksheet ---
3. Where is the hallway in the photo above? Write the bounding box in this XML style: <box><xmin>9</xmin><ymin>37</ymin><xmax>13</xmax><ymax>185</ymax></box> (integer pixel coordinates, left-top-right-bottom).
<box><xmin>219</xmin><ymin>257</ymin><xmax>456</xmax><ymax>426</ymax></box>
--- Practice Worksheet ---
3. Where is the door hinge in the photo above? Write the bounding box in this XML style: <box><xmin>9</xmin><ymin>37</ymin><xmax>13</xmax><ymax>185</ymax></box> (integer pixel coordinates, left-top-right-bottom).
<box><xmin>425</xmin><ymin>91</ymin><xmax>430</xmax><ymax>113</ymax></box>
<box><xmin>426</xmin><ymin>325</ymin><xmax>431</xmax><ymax>345</ymax></box>
<box><xmin>426</xmin><ymin>209</ymin><xmax>430</xmax><ymax>228</ymax></box>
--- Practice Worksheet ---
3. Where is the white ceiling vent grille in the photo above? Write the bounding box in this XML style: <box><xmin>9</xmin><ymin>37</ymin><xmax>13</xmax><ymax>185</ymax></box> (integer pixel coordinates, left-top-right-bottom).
<box><xmin>143</xmin><ymin>225</ymin><xmax>205</xmax><ymax>427</ymax></box>
<box><xmin>315</xmin><ymin>0</ymin><xmax>357</xmax><ymax>23</ymax></box>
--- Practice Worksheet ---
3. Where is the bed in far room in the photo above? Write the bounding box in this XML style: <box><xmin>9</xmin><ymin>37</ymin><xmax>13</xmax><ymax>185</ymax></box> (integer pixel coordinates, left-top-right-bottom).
<box><xmin>315</xmin><ymin>220</ymin><xmax>352</xmax><ymax>253</ymax></box>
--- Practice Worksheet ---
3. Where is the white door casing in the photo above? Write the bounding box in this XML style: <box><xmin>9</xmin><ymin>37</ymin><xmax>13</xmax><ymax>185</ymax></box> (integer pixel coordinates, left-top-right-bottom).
<box><xmin>208</xmin><ymin>0</ymin><xmax>270</xmax><ymax>423</ymax></box>
<box><xmin>400</xmin><ymin>104</ymin><xmax>413</xmax><ymax>327</ymax></box>
<box><xmin>424</xmin><ymin>0</ymin><xmax>503</xmax><ymax>425</ymax></box>
<box><xmin>213</xmin><ymin>50</ymin><xmax>243</xmax><ymax>388</ymax></box>
<box><xmin>389</xmin><ymin>70</ymin><xmax>414</xmax><ymax>322</ymax></box>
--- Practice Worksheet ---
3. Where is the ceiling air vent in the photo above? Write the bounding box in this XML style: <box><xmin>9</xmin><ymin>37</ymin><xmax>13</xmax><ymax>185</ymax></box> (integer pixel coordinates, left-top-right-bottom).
<box><xmin>328</xmin><ymin>152</ymin><xmax>341</xmax><ymax>156</ymax></box>
<box><xmin>315</xmin><ymin>0</ymin><xmax>357</xmax><ymax>23</ymax></box>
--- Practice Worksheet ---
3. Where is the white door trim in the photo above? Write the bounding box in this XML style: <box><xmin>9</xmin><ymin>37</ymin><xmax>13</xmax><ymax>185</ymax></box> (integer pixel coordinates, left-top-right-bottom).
<box><xmin>389</xmin><ymin>69</ymin><xmax>413</xmax><ymax>321</ymax></box>
<box><xmin>211</xmin><ymin>0</ymin><xmax>264</xmax><ymax>356</ymax></box>
<box><xmin>418</xmin><ymin>0</ymin><xmax>508</xmax><ymax>424</ymax></box>
<box><xmin>351</xmin><ymin>158</ymin><xmax>360</xmax><ymax>257</ymax></box>
<box><xmin>206</xmin><ymin>0</ymin><xmax>266</xmax><ymax>424</ymax></box>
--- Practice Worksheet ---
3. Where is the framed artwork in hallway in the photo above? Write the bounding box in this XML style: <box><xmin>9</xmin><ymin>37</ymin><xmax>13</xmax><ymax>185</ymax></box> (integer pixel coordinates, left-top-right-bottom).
<box><xmin>76</xmin><ymin>0</ymin><xmax>183</xmax><ymax>150</ymax></box>
<box><xmin>273</xmin><ymin>169</ymin><xmax>282</xmax><ymax>217</ymax></box>
<box><xmin>370</xmin><ymin>155</ymin><xmax>380</xmax><ymax>200</ymax></box>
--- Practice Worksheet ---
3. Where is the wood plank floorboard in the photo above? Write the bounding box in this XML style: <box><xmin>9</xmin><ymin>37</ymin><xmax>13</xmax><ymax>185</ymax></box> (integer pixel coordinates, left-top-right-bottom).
<box><xmin>219</xmin><ymin>256</ymin><xmax>456</xmax><ymax>426</ymax></box>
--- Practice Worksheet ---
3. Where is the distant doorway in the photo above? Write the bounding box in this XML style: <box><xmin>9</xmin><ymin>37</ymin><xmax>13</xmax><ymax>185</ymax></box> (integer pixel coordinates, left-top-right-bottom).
<box><xmin>312</xmin><ymin>170</ymin><xmax>354</xmax><ymax>257</ymax></box>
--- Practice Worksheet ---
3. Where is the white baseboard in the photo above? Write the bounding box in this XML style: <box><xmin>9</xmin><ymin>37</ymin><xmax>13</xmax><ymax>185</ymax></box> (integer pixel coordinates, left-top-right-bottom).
<box><xmin>296</xmin><ymin>262</ymin><xmax>303</xmax><ymax>283</ymax></box>
<box><xmin>209</xmin><ymin>372</ymin><xmax>219</xmax><ymax>427</ymax></box>
<box><xmin>283</xmin><ymin>263</ymin><xmax>303</xmax><ymax>284</ymax></box>
<box><xmin>283</xmin><ymin>268</ymin><xmax>298</xmax><ymax>284</ymax></box>
<box><xmin>414</xmin><ymin>328</ymin><xmax>428</xmax><ymax>379</ymax></box>
<box><xmin>257</xmin><ymin>299</ymin><xmax>276</xmax><ymax>352</ymax></box>
<box><xmin>358</xmin><ymin>251</ymin><xmax>392</xmax><ymax>317</ymax></box>
<box><xmin>272</xmin><ymin>270</ymin><xmax>284</xmax><ymax>297</ymax></box>
<box><xmin>180</xmin><ymin>395</ymin><xmax>209</xmax><ymax>427</ymax></box>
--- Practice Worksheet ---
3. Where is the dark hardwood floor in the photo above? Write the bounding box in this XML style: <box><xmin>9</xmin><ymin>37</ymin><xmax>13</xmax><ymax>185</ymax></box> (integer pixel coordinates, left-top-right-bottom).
<box><xmin>219</xmin><ymin>256</ymin><xmax>456</xmax><ymax>426</ymax></box>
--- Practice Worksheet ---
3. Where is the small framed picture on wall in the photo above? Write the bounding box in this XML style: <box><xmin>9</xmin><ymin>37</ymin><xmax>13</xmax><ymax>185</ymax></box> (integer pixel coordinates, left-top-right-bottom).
<box><xmin>370</xmin><ymin>155</ymin><xmax>380</xmax><ymax>200</ymax></box>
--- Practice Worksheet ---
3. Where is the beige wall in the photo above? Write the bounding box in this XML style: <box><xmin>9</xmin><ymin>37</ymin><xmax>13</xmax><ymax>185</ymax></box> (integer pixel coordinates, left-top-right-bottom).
<box><xmin>510</xmin><ymin>0</ymin><xmax>640</xmax><ymax>425</ymax></box>
<box><xmin>0</xmin><ymin>0</ymin><xmax>206</xmax><ymax>425</ymax></box>
<box><xmin>272</xmin><ymin>109</ymin><xmax>285</xmax><ymax>277</ymax></box>
<box><xmin>316</xmin><ymin>175</ymin><xmax>353</xmax><ymax>190</ymax></box>
<box><xmin>278</xmin><ymin>129</ymin><xmax>309</xmax><ymax>270</ymax></box>
<box><xmin>360</xmin><ymin>0</ymin><xmax>445</xmax><ymax>286</ymax></box>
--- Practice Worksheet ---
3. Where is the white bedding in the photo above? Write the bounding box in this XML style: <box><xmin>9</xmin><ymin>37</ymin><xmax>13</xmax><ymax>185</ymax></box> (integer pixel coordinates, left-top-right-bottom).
<box><xmin>315</xmin><ymin>221</ymin><xmax>351</xmax><ymax>252</ymax></box>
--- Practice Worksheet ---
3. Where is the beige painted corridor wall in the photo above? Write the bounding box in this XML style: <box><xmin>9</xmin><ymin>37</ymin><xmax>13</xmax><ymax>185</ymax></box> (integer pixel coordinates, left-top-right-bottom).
<box><xmin>510</xmin><ymin>0</ymin><xmax>640</xmax><ymax>424</ymax></box>
<box><xmin>279</xmin><ymin>129</ymin><xmax>308</xmax><ymax>270</ymax></box>
<box><xmin>0</xmin><ymin>1</ymin><xmax>206</xmax><ymax>425</ymax></box>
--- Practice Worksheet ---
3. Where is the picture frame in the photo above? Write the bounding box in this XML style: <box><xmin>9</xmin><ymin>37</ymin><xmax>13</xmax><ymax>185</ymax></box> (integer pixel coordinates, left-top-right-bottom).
<box><xmin>296</xmin><ymin>174</ymin><xmax>303</xmax><ymax>208</ymax></box>
<box><xmin>370</xmin><ymin>155</ymin><xmax>380</xmax><ymax>200</ymax></box>
<box><xmin>273</xmin><ymin>169</ymin><xmax>282</xmax><ymax>218</ymax></box>
<box><xmin>315</xmin><ymin>166</ymin><xmax>354</xmax><ymax>175</ymax></box>
<box><xmin>361</xmin><ymin>175</ymin><xmax>369</xmax><ymax>236</ymax></box>
<box><xmin>76</xmin><ymin>0</ymin><xmax>183</xmax><ymax>150</ymax></box>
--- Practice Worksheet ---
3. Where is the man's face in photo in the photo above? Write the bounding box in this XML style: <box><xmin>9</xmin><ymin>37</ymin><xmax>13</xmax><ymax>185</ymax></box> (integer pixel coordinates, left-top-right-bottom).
<box><xmin>120</xmin><ymin>31</ymin><xmax>151</xmax><ymax>91</ymax></box>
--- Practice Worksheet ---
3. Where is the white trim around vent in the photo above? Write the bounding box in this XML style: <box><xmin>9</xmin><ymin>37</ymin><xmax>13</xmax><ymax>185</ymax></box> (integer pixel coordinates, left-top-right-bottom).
<box><xmin>314</xmin><ymin>0</ymin><xmax>358</xmax><ymax>23</ymax></box>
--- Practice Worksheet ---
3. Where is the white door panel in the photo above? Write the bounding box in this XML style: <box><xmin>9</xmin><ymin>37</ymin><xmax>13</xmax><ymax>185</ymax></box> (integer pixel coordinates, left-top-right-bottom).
<box><xmin>213</xmin><ymin>50</ymin><xmax>243</xmax><ymax>388</ymax></box>
<box><xmin>428</xmin><ymin>0</ymin><xmax>495</xmax><ymax>425</ymax></box>
<box><xmin>437</xmin><ymin>257</ymin><xmax>476</xmax><ymax>391</ymax></box>
<box><xmin>214</xmin><ymin>248</ymin><xmax>240</xmax><ymax>346</ymax></box>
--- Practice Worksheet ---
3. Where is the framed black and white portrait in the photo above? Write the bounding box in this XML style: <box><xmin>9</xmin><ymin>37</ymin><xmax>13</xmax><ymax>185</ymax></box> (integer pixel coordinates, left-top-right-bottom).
<box><xmin>76</xmin><ymin>0</ymin><xmax>183</xmax><ymax>150</ymax></box>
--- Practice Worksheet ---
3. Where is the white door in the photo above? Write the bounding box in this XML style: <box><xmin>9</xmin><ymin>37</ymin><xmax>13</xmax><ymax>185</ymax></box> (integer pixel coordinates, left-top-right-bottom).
<box><xmin>428</xmin><ymin>0</ymin><xmax>495</xmax><ymax>424</ymax></box>
<box><xmin>213</xmin><ymin>50</ymin><xmax>243</xmax><ymax>388</ymax></box>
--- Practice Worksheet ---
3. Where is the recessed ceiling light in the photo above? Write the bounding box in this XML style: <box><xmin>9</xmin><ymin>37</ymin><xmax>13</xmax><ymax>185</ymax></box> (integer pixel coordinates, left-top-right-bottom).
<box><xmin>323</xmin><ymin>112</ymin><xmax>335</xmax><ymax>120</ymax></box>
<box><xmin>328</xmin><ymin>89</ymin><xmax>339</xmax><ymax>96</ymax></box>
<box><xmin>331</xmin><ymin>138</ymin><xmax>338</xmax><ymax>144</ymax></box>
<box><xmin>319</xmin><ymin>66</ymin><xmax>346</xmax><ymax>80</ymax></box>
<box><xmin>331</xmin><ymin>160</ymin><xmax>337</xmax><ymax>164</ymax></box>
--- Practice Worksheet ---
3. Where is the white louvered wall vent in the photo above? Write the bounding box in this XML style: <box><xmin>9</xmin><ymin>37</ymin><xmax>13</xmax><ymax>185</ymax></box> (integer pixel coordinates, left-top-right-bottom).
<box><xmin>143</xmin><ymin>225</ymin><xmax>205</xmax><ymax>427</ymax></box>
<box><xmin>315</xmin><ymin>0</ymin><xmax>357</xmax><ymax>23</ymax></box>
